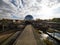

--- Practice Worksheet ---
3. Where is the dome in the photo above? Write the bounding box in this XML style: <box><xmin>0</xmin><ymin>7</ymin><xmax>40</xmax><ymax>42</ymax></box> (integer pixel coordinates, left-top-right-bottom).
<box><xmin>25</xmin><ymin>15</ymin><xmax>33</xmax><ymax>20</ymax></box>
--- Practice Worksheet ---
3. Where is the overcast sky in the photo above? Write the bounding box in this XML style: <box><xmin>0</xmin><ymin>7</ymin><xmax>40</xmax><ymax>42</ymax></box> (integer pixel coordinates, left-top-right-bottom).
<box><xmin>0</xmin><ymin>0</ymin><xmax>60</xmax><ymax>20</ymax></box>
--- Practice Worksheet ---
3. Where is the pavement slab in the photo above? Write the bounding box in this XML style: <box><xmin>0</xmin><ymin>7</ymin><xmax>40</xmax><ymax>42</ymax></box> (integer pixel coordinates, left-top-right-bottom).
<box><xmin>15</xmin><ymin>25</ymin><xmax>37</xmax><ymax>45</ymax></box>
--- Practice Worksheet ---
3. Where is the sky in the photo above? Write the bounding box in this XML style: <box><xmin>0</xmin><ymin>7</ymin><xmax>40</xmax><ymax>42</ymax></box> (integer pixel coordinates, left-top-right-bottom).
<box><xmin>0</xmin><ymin>0</ymin><xmax>60</xmax><ymax>20</ymax></box>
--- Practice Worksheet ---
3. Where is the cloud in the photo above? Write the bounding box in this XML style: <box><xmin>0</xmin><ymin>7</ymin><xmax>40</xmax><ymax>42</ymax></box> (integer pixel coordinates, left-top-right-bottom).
<box><xmin>53</xmin><ymin>7</ymin><xmax>60</xmax><ymax>14</ymax></box>
<box><xmin>19</xmin><ymin>0</ymin><xmax>60</xmax><ymax>19</ymax></box>
<box><xmin>0</xmin><ymin>0</ymin><xmax>60</xmax><ymax>20</ymax></box>
<box><xmin>0</xmin><ymin>0</ymin><xmax>18</xmax><ymax>19</ymax></box>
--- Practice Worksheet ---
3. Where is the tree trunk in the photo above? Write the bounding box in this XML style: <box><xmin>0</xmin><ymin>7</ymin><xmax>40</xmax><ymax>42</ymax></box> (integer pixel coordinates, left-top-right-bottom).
<box><xmin>2</xmin><ymin>25</ymin><xmax>4</xmax><ymax>31</ymax></box>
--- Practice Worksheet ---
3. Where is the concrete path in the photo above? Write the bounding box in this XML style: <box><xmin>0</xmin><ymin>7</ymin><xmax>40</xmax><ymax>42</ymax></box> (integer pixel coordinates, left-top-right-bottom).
<box><xmin>15</xmin><ymin>25</ymin><xmax>37</xmax><ymax>45</ymax></box>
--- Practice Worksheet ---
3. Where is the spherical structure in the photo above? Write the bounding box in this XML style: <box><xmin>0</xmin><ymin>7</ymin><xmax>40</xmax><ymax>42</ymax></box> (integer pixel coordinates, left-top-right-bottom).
<box><xmin>24</xmin><ymin>15</ymin><xmax>33</xmax><ymax>25</ymax></box>
<box><xmin>25</xmin><ymin>15</ymin><xmax>33</xmax><ymax>20</ymax></box>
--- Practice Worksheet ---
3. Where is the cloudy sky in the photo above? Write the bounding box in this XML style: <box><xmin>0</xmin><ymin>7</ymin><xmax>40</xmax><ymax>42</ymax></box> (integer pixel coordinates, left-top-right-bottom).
<box><xmin>0</xmin><ymin>0</ymin><xmax>60</xmax><ymax>20</ymax></box>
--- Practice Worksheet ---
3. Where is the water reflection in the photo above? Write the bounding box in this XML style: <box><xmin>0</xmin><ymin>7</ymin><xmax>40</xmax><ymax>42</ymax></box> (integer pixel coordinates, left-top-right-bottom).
<box><xmin>40</xmin><ymin>32</ymin><xmax>60</xmax><ymax>45</ymax></box>
<box><xmin>40</xmin><ymin>33</ymin><xmax>48</xmax><ymax>40</ymax></box>
<box><xmin>47</xmin><ymin>32</ymin><xmax>60</xmax><ymax>40</ymax></box>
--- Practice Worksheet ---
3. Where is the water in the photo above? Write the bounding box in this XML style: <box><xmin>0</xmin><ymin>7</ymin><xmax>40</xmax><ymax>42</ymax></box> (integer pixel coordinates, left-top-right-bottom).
<box><xmin>40</xmin><ymin>32</ymin><xmax>60</xmax><ymax>45</ymax></box>
<box><xmin>47</xmin><ymin>32</ymin><xmax>60</xmax><ymax>45</ymax></box>
<box><xmin>47</xmin><ymin>32</ymin><xmax>60</xmax><ymax>40</ymax></box>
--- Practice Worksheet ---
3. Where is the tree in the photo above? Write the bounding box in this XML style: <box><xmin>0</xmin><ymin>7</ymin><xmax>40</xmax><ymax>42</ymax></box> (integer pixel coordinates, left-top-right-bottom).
<box><xmin>36</xmin><ymin>19</ymin><xmax>42</xmax><ymax>23</ymax></box>
<box><xmin>1</xmin><ymin>19</ymin><xmax>8</xmax><ymax>31</ymax></box>
<box><xmin>52</xmin><ymin>18</ymin><xmax>60</xmax><ymax>22</ymax></box>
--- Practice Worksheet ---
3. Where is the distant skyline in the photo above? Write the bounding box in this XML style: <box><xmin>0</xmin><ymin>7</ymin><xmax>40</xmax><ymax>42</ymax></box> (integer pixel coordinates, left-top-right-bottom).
<box><xmin>0</xmin><ymin>0</ymin><xmax>60</xmax><ymax>20</ymax></box>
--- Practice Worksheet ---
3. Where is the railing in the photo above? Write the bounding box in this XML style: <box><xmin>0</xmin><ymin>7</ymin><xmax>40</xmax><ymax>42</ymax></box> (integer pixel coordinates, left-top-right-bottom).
<box><xmin>47</xmin><ymin>32</ymin><xmax>60</xmax><ymax>43</ymax></box>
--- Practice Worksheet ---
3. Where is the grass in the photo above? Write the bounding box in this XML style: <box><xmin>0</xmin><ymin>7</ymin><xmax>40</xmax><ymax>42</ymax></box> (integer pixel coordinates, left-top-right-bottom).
<box><xmin>0</xmin><ymin>33</ymin><xmax>14</xmax><ymax>43</ymax></box>
<box><xmin>32</xmin><ymin>28</ymin><xmax>54</xmax><ymax>45</ymax></box>
<box><xmin>0</xmin><ymin>30</ymin><xmax>16</xmax><ymax>44</ymax></box>
<box><xmin>47</xmin><ymin>28</ymin><xmax>55</xmax><ymax>33</ymax></box>
<box><xmin>32</xmin><ymin>27</ymin><xmax>46</xmax><ymax>45</ymax></box>
<box><xmin>43</xmin><ymin>39</ymin><xmax>54</xmax><ymax>45</ymax></box>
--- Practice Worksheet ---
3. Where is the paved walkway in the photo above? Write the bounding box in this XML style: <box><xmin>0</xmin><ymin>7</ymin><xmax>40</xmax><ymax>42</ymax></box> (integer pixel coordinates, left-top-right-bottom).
<box><xmin>15</xmin><ymin>25</ymin><xmax>37</xmax><ymax>45</ymax></box>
